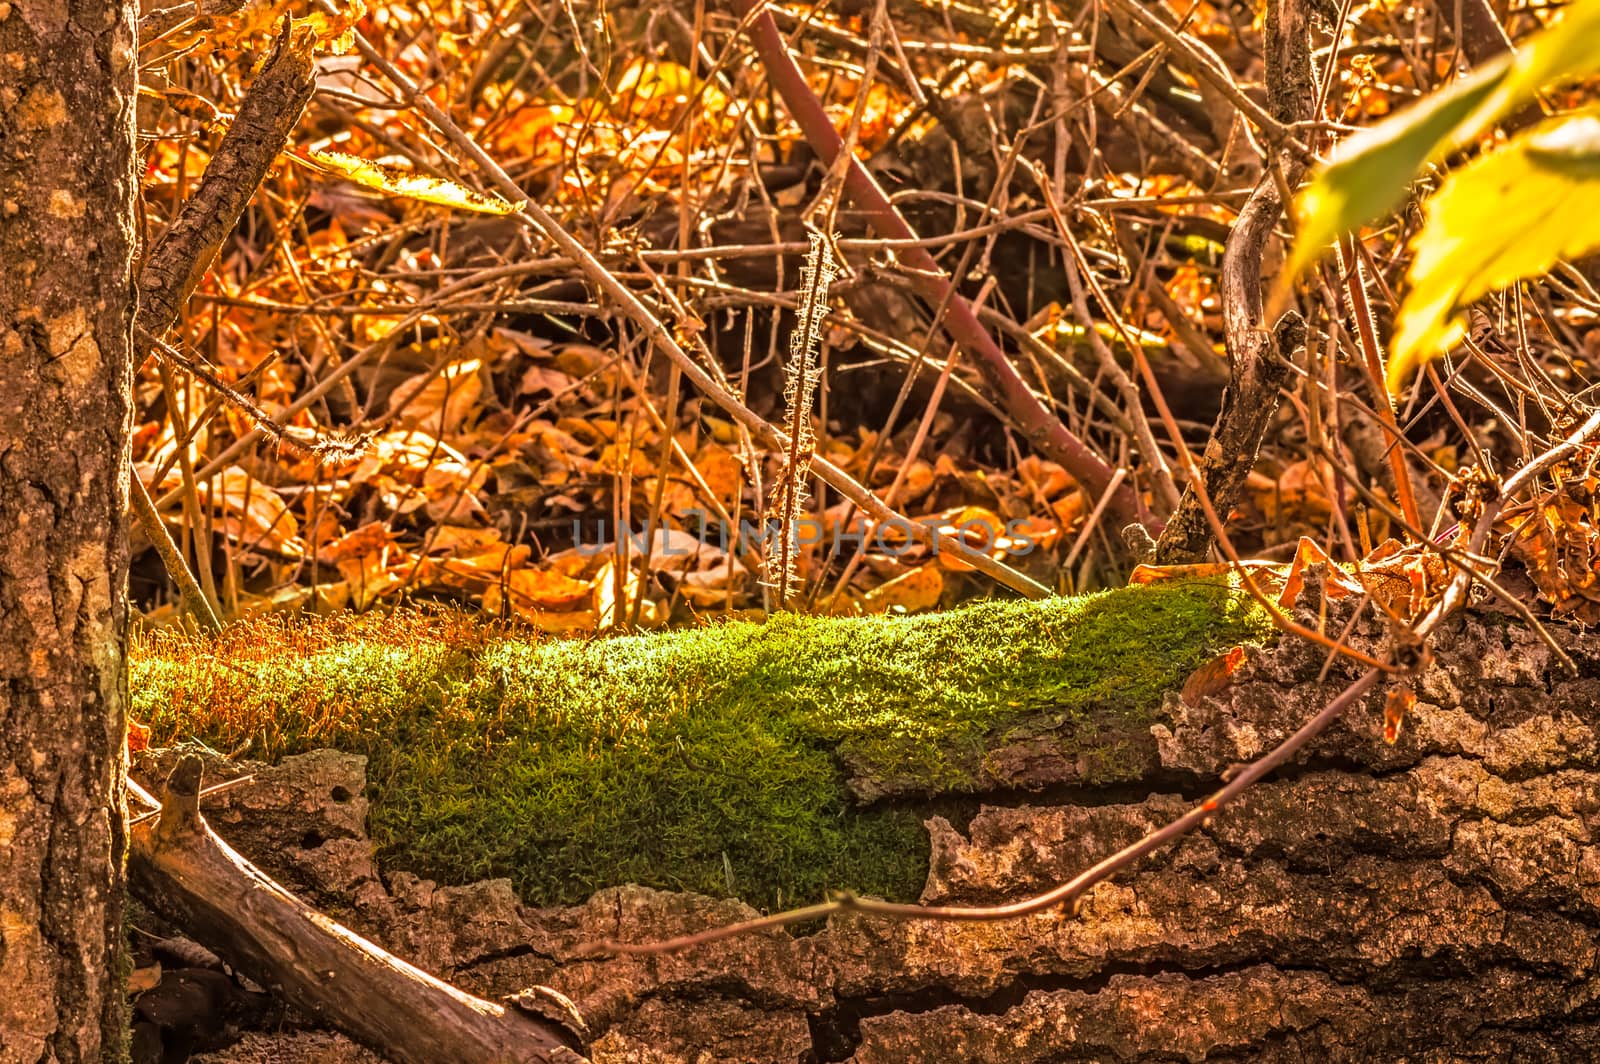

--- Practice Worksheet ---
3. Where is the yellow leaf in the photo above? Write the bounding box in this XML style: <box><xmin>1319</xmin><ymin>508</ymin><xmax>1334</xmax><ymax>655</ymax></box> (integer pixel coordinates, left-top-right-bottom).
<box><xmin>1285</xmin><ymin>58</ymin><xmax>1507</xmax><ymax>284</ymax></box>
<box><xmin>1389</xmin><ymin>111</ymin><xmax>1600</xmax><ymax>392</ymax></box>
<box><xmin>1285</xmin><ymin>0</ymin><xmax>1600</xmax><ymax>286</ymax></box>
<box><xmin>299</xmin><ymin>0</ymin><xmax>364</xmax><ymax>54</ymax></box>
<box><xmin>292</xmin><ymin>148</ymin><xmax>524</xmax><ymax>215</ymax></box>
<box><xmin>501</xmin><ymin>567</ymin><xmax>595</xmax><ymax>611</ymax></box>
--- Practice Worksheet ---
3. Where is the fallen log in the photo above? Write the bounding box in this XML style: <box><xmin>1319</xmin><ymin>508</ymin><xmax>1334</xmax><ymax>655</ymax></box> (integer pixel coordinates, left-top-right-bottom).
<box><xmin>132</xmin><ymin>599</ymin><xmax>1600</xmax><ymax>1060</ymax></box>
<box><xmin>128</xmin><ymin>754</ymin><xmax>587</xmax><ymax>1064</ymax></box>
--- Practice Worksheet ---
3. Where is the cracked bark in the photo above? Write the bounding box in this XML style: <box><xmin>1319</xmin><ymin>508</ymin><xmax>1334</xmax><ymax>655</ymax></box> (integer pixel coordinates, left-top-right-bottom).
<box><xmin>0</xmin><ymin>0</ymin><xmax>138</xmax><ymax>1057</ymax></box>
<box><xmin>128</xmin><ymin>757</ymin><xmax>586</xmax><ymax>1063</ymax></box>
<box><xmin>150</xmin><ymin>604</ymin><xmax>1600</xmax><ymax>1061</ymax></box>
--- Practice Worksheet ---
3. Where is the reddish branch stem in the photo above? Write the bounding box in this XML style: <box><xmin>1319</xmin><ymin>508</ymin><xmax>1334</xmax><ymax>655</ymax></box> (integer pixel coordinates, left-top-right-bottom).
<box><xmin>329</xmin><ymin>6</ymin><xmax>1053</xmax><ymax>600</ymax></box>
<box><xmin>1338</xmin><ymin>234</ymin><xmax>1425</xmax><ymax>533</ymax></box>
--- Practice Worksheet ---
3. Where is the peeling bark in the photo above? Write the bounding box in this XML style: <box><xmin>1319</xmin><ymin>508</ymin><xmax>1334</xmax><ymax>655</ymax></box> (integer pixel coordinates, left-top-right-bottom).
<box><xmin>135</xmin><ymin>25</ymin><xmax>316</xmax><ymax>341</ymax></box>
<box><xmin>1153</xmin><ymin>0</ymin><xmax>1315</xmax><ymax>564</ymax></box>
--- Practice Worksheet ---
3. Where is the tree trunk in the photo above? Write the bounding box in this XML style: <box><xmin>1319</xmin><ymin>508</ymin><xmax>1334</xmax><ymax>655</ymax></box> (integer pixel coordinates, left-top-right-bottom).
<box><xmin>0</xmin><ymin>0</ymin><xmax>137</xmax><ymax>1057</ymax></box>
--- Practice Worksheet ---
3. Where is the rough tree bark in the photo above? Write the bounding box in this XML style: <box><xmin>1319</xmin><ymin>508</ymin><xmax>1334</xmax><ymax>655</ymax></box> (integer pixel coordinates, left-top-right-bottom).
<box><xmin>0</xmin><ymin>0</ymin><xmax>138</xmax><ymax>1058</ymax></box>
<box><xmin>128</xmin><ymin>757</ymin><xmax>587</xmax><ymax>1063</ymax></box>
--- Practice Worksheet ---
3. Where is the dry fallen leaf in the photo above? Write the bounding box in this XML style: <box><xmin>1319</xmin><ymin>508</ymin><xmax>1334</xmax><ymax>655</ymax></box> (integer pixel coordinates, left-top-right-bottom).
<box><xmin>1182</xmin><ymin>645</ymin><xmax>1248</xmax><ymax>707</ymax></box>
<box><xmin>292</xmin><ymin>148</ymin><xmax>525</xmax><ymax>215</ymax></box>
<box><xmin>1384</xmin><ymin>687</ymin><xmax>1418</xmax><ymax>744</ymax></box>
<box><xmin>128</xmin><ymin>963</ymin><xmax>162</xmax><ymax>997</ymax></box>
<box><xmin>859</xmin><ymin>563</ymin><xmax>944</xmax><ymax>614</ymax></box>
<box><xmin>388</xmin><ymin>359</ymin><xmax>485</xmax><ymax>435</ymax></box>
<box><xmin>1506</xmin><ymin>493</ymin><xmax>1600</xmax><ymax>624</ymax></box>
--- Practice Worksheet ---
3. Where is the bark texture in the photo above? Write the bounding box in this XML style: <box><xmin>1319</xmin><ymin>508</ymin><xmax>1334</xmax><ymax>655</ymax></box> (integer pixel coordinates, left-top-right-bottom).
<box><xmin>0</xmin><ymin>0</ymin><xmax>137</xmax><ymax>1058</ymax></box>
<box><xmin>136</xmin><ymin>605</ymin><xmax>1600</xmax><ymax>1061</ymax></box>
<box><xmin>134</xmin><ymin>25</ymin><xmax>314</xmax><ymax>341</ymax></box>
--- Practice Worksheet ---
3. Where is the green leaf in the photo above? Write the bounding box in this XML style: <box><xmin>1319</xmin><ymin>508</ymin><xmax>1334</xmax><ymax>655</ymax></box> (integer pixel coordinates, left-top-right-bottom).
<box><xmin>1285</xmin><ymin>56</ymin><xmax>1508</xmax><ymax>281</ymax></box>
<box><xmin>1388</xmin><ymin>111</ymin><xmax>1600</xmax><ymax>392</ymax></box>
<box><xmin>1286</xmin><ymin>0</ymin><xmax>1600</xmax><ymax>282</ymax></box>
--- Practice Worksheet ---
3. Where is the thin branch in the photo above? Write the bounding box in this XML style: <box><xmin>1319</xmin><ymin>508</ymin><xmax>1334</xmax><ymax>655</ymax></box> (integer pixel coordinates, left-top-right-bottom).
<box><xmin>590</xmin><ymin>668</ymin><xmax>1383</xmax><ymax>955</ymax></box>
<box><xmin>1337</xmin><ymin>235</ymin><xmax>1425</xmax><ymax>532</ymax></box>
<box><xmin>129</xmin><ymin>21</ymin><xmax>317</xmax><ymax>622</ymax></box>
<box><xmin>1099</xmin><ymin>0</ymin><xmax>1307</xmax><ymax>156</ymax></box>
<box><xmin>130</xmin><ymin>473</ymin><xmax>223</xmax><ymax>633</ymax></box>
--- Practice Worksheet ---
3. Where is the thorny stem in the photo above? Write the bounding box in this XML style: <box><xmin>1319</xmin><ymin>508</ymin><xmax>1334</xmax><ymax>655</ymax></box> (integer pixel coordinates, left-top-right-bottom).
<box><xmin>767</xmin><ymin>232</ymin><xmax>836</xmax><ymax>607</ymax></box>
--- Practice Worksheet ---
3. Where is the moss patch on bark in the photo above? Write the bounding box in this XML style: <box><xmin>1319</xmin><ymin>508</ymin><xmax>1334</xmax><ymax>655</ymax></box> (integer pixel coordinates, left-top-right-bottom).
<box><xmin>130</xmin><ymin>582</ymin><xmax>1269</xmax><ymax>908</ymax></box>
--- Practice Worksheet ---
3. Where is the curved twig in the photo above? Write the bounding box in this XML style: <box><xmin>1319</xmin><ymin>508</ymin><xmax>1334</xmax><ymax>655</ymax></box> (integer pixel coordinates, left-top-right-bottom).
<box><xmin>1153</xmin><ymin>0</ymin><xmax>1315</xmax><ymax>563</ymax></box>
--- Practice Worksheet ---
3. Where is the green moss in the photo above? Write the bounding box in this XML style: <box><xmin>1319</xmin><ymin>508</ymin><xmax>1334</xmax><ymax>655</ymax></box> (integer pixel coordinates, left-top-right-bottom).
<box><xmin>130</xmin><ymin>581</ymin><xmax>1270</xmax><ymax>909</ymax></box>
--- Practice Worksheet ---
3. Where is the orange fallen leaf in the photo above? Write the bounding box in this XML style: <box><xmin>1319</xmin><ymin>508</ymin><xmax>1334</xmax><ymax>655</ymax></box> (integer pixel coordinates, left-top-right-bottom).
<box><xmin>1383</xmin><ymin>688</ymin><xmax>1417</xmax><ymax>744</ymax></box>
<box><xmin>500</xmin><ymin>567</ymin><xmax>595</xmax><ymax>611</ymax></box>
<box><xmin>860</xmin><ymin>564</ymin><xmax>944</xmax><ymax>614</ymax></box>
<box><xmin>1129</xmin><ymin>562</ymin><xmax>1233</xmax><ymax>584</ymax></box>
<box><xmin>1278</xmin><ymin>536</ymin><xmax>1364</xmax><ymax>607</ymax></box>
<box><xmin>388</xmin><ymin>359</ymin><xmax>484</xmax><ymax>435</ymax></box>
<box><xmin>127</xmin><ymin>718</ymin><xmax>151</xmax><ymax>755</ymax></box>
<box><xmin>1182</xmin><ymin>645</ymin><xmax>1247</xmax><ymax>707</ymax></box>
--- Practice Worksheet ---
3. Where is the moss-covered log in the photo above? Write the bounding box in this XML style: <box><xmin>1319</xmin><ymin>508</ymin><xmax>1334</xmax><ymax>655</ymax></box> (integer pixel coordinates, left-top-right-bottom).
<box><xmin>130</xmin><ymin>596</ymin><xmax>1600</xmax><ymax>1061</ymax></box>
<box><xmin>131</xmin><ymin>581</ymin><xmax>1267</xmax><ymax>908</ymax></box>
